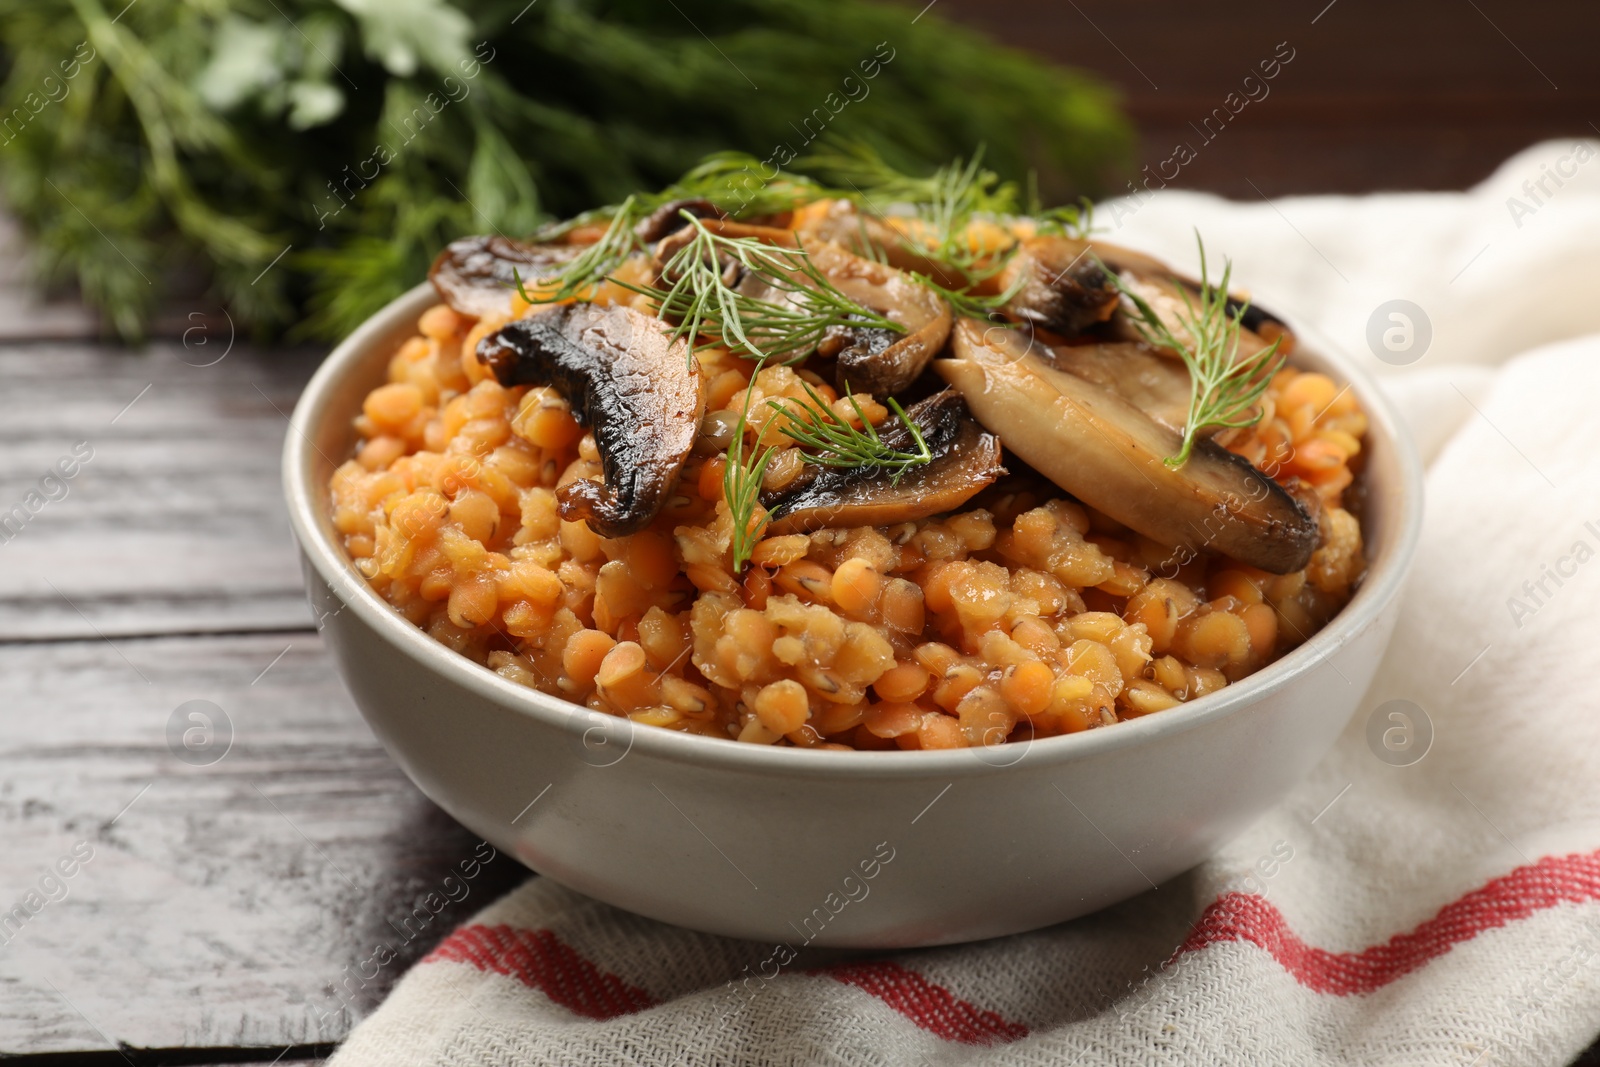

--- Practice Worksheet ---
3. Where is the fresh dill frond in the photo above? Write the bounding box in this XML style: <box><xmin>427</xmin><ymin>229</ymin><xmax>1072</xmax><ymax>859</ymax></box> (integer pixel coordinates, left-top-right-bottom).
<box><xmin>913</xmin><ymin>149</ymin><xmax>1021</xmax><ymax>282</ymax></box>
<box><xmin>649</xmin><ymin>152</ymin><xmax>825</xmax><ymax>219</ymax></box>
<box><xmin>617</xmin><ymin>212</ymin><xmax>903</xmax><ymax>363</ymax></box>
<box><xmin>796</xmin><ymin>138</ymin><xmax>947</xmax><ymax>207</ymax></box>
<box><xmin>1033</xmin><ymin>196</ymin><xmax>1098</xmax><ymax>240</ymax></box>
<box><xmin>920</xmin><ymin>151</ymin><xmax>994</xmax><ymax>245</ymax></box>
<box><xmin>770</xmin><ymin>381</ymin><xmax>931</xmax><ymax>483</ymax></box>
<box><xmin>1103</xmin><ymin>232</ymin><xmax>1285</xmax><ymax>469</ymax></box>
<box><xmin>516</xmin><ymin>195</ymin><xmax>643</xmax><ymax>304</ymax></box>
<box><xmin>723</xmin><ymin>397</ymin><xmax>775</xmax><ymax>574</ymax></box>
<box><xmin>803</xmin><ymin>140</ymin><xmax>1019</xmax><ymax>285</ymax></box>
<box><xmin>799</xmin><ymin>138</ymin><xmax>1018</xmax><ymax>216</ymax></box>
<box><xmin>854</xmin><ymin>215</ymin><xmax>892</xmax><ymax>266</ymax></box>
<box><xmin>910</xmin><ymin>267</ymin><xmax>1026</xmax><ymax>320</ymax></box>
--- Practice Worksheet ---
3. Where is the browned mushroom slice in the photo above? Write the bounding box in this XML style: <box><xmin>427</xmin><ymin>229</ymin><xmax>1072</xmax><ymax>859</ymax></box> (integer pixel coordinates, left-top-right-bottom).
<box><xmin>815</xmin><ymin>321</ymin><xmax>900</xmax><ymax>379</ymax></box>
<box><xmin>794</xmin><ymin>198</ymin><xmax>969</xmax><ymax>289</ymax></box>
<box><xmin>477</xmin><ymin>304</ymin><xmax>703</xmax><ymax>538</ymax></box>
<box><xmin>1096</xmin><ymin>239</ymin><xmax>1291</xmax><ymax>341</ymax></box>
<box><xmin>998</xmin><ymin>236</ymin><xmax>1120</xmax><ymax>335</ymax></box>
<box><xmin>651</xmin><ymin>216</ymin><xmax>799</xmax><ymax>260</ymax></box>
<box><xmin>649</xmin><ymin>222</ymin><xmax>948</xmax><ymax>396</ymax></box>
<box><xmin>634</xmin><ymin>198</ymin><xmax>724</xmax><ymax>243</ymax></box>
<box><xmin>806</xmin><ymin>242</ymin><xmax>951</xmax><ymax>397</ymax></box>
<box><xmin>937</xmin><ymin>321</ymin><xmax>1316</xmax><ymax>574</ymax></box>
<box><xmin>1005</xmin><ymin>235</ymin><xmax>1293</xmax><ymax>355</ymax></box>
<box><xmin>429</xmin><ymin>235</ymin><xmax>581</xmax><ymax>320</ymax></box>
<box><xmin>1077</xmin><ymin>237</ymin><xmax>1293</xmax><ymax>337</ymax></box>
<box><xmin>762</xmin><ymin>389</ymin><xmax>1004</xmax><ymax>535</ymax></box>
<box><xmin>1043</xmin><ymin>340</ymin><xmax>1193</xmax><ymax>433</ymax></box>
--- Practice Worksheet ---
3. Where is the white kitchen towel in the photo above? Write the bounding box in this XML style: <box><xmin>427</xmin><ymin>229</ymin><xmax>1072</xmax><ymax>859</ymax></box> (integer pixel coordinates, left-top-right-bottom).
<box><xmin>328</xmin><ymin>141</ymin><xmax>1600</xmax><ymax>1066</ymax></box>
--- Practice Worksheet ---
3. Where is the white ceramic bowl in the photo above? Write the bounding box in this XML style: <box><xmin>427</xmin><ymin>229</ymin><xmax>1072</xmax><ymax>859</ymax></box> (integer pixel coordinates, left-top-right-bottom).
<box><xmin>284</xmin><ymin>281</ymin><xmax>1423</xmax><ymax>948</ymax></box>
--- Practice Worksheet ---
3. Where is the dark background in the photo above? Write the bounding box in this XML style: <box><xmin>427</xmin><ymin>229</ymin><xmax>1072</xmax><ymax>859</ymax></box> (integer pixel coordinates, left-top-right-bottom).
<box><xmin>948</xmin><ymin>0</ymin><xmax>1596</xmax><ymax>197</ymax></box>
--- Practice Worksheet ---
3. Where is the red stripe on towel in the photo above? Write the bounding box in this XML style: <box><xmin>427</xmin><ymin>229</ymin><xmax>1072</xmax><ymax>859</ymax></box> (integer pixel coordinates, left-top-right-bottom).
<box><xmin>821</xmin><ymin>961</ymin><xmax>1031</xmax><ymax>1044</ymax></box>
<box><xmin>1173</xmin><ymin>849</ymin><xmax>1600</xmax><ymax>994</ymax></box>
<box><xmin>424</xmin><ymin>923</ymin><xmax>657</xmax><ymax>1019</ymax></box>
<box><xmin>423</xmin><ymin>850</ymin><xmax>1600</xmax><ymax>1043</ymax></box>
<box><xmin>425</xmin><ymin>925</ymin><xmax>1028</xmax><ymax>1041</ymax></box>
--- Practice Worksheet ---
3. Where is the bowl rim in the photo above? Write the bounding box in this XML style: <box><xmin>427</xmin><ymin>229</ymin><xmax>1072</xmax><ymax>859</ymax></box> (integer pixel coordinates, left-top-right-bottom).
<box><xmin>284</xmin><ymin>280</ymin><xmax>1424</xmax><ymax>782</ymax></box>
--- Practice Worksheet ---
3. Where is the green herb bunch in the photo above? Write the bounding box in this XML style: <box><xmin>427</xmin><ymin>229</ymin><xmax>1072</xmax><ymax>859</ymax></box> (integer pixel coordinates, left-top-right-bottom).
<box><xmin>0</xmin><ymin>0</ymin><xmax>1130</xmax><ymax>340</ymax></box>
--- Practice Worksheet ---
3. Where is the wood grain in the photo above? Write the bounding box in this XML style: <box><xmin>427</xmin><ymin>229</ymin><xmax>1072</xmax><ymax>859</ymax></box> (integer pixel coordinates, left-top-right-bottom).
<box><xmin>0</xmin><ymin>341</ymin><xmax>322</xmax><ymax>640</ymax></box>
<box><xmin>0</xmin><ymin>631</ymin><xmax>527</xmax><ymax>1055</ymax></box>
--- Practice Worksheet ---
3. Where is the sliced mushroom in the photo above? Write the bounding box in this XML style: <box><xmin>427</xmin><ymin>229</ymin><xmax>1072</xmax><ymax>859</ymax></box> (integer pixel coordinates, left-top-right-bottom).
<box><xmin>998</xmin><ymin>236</ymin><xmax>1120</xmax><ymax>336</ymax></box>
<box><xmin>430</xmin><ymin>235</ymin><xmax>581</xmax><ymax>320</ymax></box>
<box><xmin>1085</xmin><ymin>237</ymin><xmax>1292</xmax><ymax>339</ymax></box>
<box><xmin>815</xmin><ymin>320</ymin><xmax>899</xmax><ymax>376</ymax></box>
<box><xmin>652</xmin><ymin>216</ymin><xmax>799</xmax><ymax>260</ymax></box>
<box><xmin>649</xmin><ymin>223</ymin><xmax>950</xmax><ymax>397</ymax></box>
<box><xmin>793</xmin><ymin>198</ymin><xmax>969</xmax><ymax>289</ymax></box>
<box><xmin>477</xmin><ymin>304</ymin><xmax>704</xmax><ymax>538</ymax></box>
<box><xmin>1003</xmin><ymin>235</ymin><xmax>1293</xmax><ymax>356</ymax></box>
<box><xmin>634</xmin><ymin>198</ymin><xmax>724</xmax><ymax>243</ymax></box>
<box><xmin>762</xmin><ymin>388</ymin><xmax>1004</xmax><ymax>535</ymax></box>
<box><xmin>1042</xmin><ymin>340</ymin><xmax>1193</xmax><ymax>433</ymax></box>
<box><xmin>938</xmin><ymin>321</ymin><xmax>1317</xmax><ymax>574</ymax></box>
<box><xmin>805</xmin><ymin>242</ymin><xmax>950</xmax><ymax>397</ymax></box>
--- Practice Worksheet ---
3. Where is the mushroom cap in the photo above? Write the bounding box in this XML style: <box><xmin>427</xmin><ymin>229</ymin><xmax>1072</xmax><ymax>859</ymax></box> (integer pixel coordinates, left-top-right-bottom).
<box><xmin>998</xmin><ymin>235</ymin><xmax>1120</xmax><ymax>336</ymax></box>
<box><xmin>763</xmin><ymin>388</ymin><xmax>1003</xmax><ymax>535</ymax></box>
<box><xmin>634</xmin><ymin>198</ymin><xmax>724</xmax><ymax>243</ymax></box>
<box><xmin>1002</xmin><ymin>235</ymin><xmax>1293</xmax><ymax>357</ymax></box>
<box><xmin>429</xmin><ymin>234</ymin><xmax>580</xmax><ymax>320</ymax></box>
<box><xmin>938</xmin><ymin>320</ymin><xmax>1317</xmax><ymax>574</ymax></box>
<box><xmin>648</xmin><ymin>221</ymin><xmax>950</xmax><ymax>395</ymax></box>
<box><xmin>478</xmin><ymin>304</ymin><xmax>704</xmax><ymax>538</ymax></box>
<box><xmin>806</xmin><ymin>243</ymin><xmax>951</xmax><ymax>397</ymax></box>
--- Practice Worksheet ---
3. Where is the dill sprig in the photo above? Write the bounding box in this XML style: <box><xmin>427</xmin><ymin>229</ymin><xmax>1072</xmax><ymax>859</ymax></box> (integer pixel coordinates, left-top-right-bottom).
<box><xmin>1025</xmin><ymin>171</ymin><xmax>1098</xmax><ymax>240</ymax></box>
<box><xmin>617</xmin><ymin>212</ymin><xmax>903</xmax><ymax>363</ymax></box>
<box><xmin>521</xmin><ymin>152</ymin><xmax>824</xmax><ymax>293</ymax></box>
<box><xmin>515</xmin><ymin>194</ymin><xmax>643</xmax><ymax>305</ymax></box>
<box><xmin>910</xmin><ymin>267</ymin><xmax>1026</xmax><ymax>321</ymax></box>
<box><xmin>723</xmin><ymin>396</ymin><xmax>775</xmax><ymax>573</ymax></box>
<box><xmin>530</xmin><ymin>154</ymin><xmax>827</xmax><ymax>245</ymax></box>
<box><xmin>769</xmin><ymin>381</ymin><xmax>931</xmax><ymax>483</ymax></box>
<box><xmin>1033</xmin><ymin>197</ymin><xmax>1098</xmax><ymax>240</ymax></box>
<box><xmin>917</xmin><ymin>148</ymin><xmax>1015</xmax><ymax>269</ymax></box>
<box><xmin>1103</xmin><ymin>232</ymin><xmax>1285</xmax><ymax>469</ymax></box>
<box><xmin>649</xmin><ymin>152</ymin><xmax>826</xmax><ymax>219</ymax></box>
<box><xmin>799</xmin><ymin>138</ymin><xmax>1018</xmax><ymax>216</ymax></box>
<box><xmin>800</xmin><ymin>138</ymin><xmax>1019</xmax><ymax>283</ymax></box>
<box><xmin>796</xmin><ymin>139</ymin><xmax>951</xmax><ymax>206</ymax></box>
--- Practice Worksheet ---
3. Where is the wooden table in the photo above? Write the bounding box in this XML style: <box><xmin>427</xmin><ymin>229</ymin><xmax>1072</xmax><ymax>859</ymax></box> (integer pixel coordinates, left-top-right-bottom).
<box><xmin>0</xmin><ymin>249</ymin><xmax>526</xmax><ymax>1062</ymax></box>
